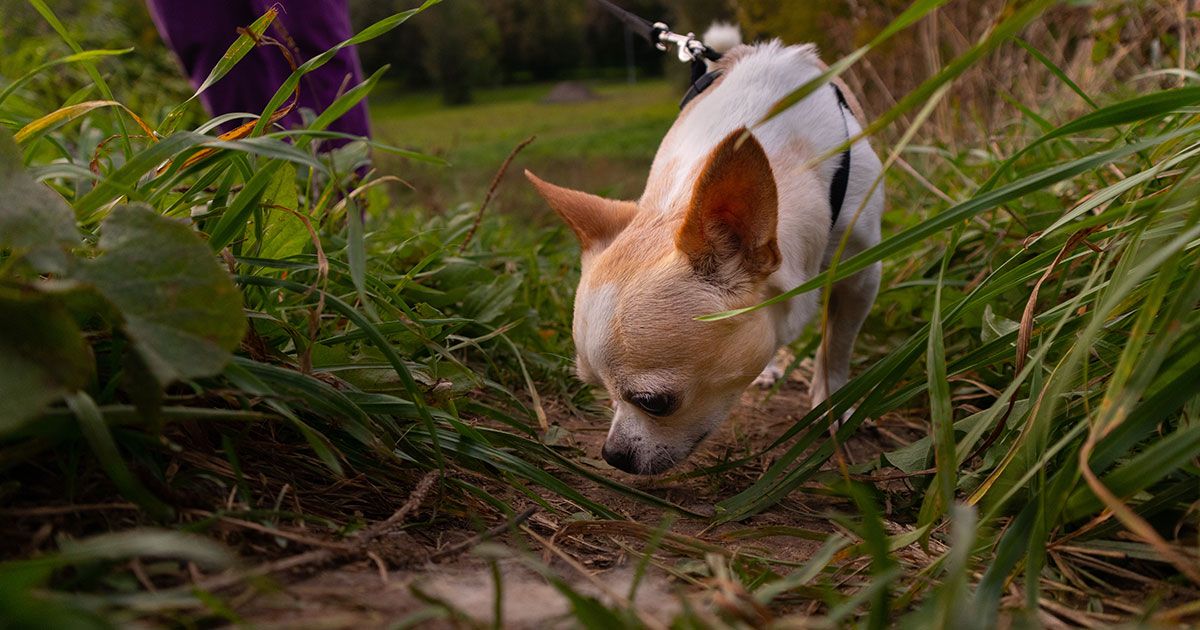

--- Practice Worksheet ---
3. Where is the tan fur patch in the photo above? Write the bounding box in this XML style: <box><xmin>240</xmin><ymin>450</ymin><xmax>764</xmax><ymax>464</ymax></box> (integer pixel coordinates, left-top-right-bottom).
<box><xmin>526</xmin><ymin>170</ymin><xmax>637</xmax><ymax>251</ymax></box>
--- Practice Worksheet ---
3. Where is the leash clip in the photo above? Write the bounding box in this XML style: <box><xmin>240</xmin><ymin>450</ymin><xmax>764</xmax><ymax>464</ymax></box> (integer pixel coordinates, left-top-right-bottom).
<box><xmin>652</xmin><ymin>22</ymin><xmax>707</xmax><ymax>63</ymax></box>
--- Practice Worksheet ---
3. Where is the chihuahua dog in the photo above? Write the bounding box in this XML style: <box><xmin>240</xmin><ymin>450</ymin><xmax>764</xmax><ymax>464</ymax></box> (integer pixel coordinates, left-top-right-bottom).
<box><xmin>526</xmin><ymin>39</ymin><xmax>883</xmax><ymax>475</ymax></box>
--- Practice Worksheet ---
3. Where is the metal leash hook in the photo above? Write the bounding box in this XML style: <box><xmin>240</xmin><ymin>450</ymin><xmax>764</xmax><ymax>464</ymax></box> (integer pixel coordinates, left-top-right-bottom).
<box><xmin>652</xmin><ymin>22</ymin><xmax>710</xmax><ymax>63</ymax></box>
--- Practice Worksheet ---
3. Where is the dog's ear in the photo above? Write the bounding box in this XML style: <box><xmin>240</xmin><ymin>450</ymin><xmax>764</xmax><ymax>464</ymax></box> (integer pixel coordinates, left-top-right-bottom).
<box><xmin>676</xmin><ymin>128</ymin><xmax>780</xmax><ymax>280</ymax></box>
<box><xmin>526</xmin><ymin>171</ymin><xmax>637</xmax><ymax>252</ymax></box>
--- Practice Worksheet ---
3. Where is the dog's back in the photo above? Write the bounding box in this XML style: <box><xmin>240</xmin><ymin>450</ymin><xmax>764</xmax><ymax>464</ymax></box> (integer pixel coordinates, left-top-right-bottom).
<box><xmin>641</xmin><ymin>39</ymin><xmax>885</xmax><ymax>387</ymax></box>
<box><xmin>643</xmin><ymin>42</ymin><xmax>878</xmax><ymax>227</ymax></box>
<box><xmin>643</xmin><ymin>40</ymin><xmax>882</xmax><ymax>267</ymax></box>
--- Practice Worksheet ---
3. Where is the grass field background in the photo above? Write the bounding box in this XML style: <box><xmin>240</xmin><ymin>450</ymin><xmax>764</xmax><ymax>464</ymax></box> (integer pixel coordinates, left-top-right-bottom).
<box><xmin>372</xmin><ymin>80</ymin><xmax>678</xmax><ymax>214</ymax></box>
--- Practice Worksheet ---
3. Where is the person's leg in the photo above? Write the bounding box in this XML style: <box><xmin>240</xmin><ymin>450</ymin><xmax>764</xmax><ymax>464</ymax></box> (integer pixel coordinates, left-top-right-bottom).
<box><xmin>260</xmin><ymin>0</ymin><xmax>371</xmax><ymax>140</ymax></box>
<box><xmin>146</xmin><ymin>0</ymin><xmax>287</xmax><ymax>127</ymax></box>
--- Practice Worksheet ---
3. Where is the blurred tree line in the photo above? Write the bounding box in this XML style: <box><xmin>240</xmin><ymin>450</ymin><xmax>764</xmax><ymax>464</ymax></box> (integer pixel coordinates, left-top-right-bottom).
<box><xmin>348</xmin><ymin>0</ymin><xmax>938</xmax><ymax>106</ymax></box>
<box><xmin>348</xmin><ymin>0</ymin><xmax>950</xmax><ymax>106</ymax></box>
<box><xmin>351</xmin><ymin>0</ymin><xmax>736</xmax><ymax>104</ymax></box>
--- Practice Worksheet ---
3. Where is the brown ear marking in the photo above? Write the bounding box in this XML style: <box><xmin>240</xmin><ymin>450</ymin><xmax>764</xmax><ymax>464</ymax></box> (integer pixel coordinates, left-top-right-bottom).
<box><xmin>676</xmin><ymin>128</ymin><xmax>781</xmax><ymax>280</ymax></box>
<box><xmin>525</xmin><ymin>170</ymin><xmax>637</xmax><ymax>251</ymax></box>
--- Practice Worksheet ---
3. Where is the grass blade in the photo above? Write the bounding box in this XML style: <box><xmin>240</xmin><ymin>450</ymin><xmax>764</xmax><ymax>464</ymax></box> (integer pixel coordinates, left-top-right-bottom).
<box><xmin>66</xmin><ymin>392</ymin><xmax>174</xmax><ymax>520</ymax></box>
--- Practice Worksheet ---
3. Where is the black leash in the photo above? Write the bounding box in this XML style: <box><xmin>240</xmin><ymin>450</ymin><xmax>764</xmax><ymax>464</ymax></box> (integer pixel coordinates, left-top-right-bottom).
<box><xmin>591</xmin><ymin>0</ymin><xmax>854</xmax><ymax>227</ymax></box>
<box><xmin>592</xmin><ymin>0</ymin><xmax>662</xmax><ymax>47</ymax></box>
<box><xmin>592</xmin><ymin>0</ymin><xmax>719</xmax><ymax>85</ymax></box>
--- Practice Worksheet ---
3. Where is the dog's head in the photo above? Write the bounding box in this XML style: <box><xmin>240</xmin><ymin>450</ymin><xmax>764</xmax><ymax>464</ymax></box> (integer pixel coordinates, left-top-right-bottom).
<box><xmin>527</xmin><ymin>128</ymin><xmax>780</xmax><ymax>474</ymax></box>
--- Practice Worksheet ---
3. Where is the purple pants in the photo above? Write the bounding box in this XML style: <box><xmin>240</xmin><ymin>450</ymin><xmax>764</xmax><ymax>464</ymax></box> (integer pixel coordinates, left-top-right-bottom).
<box><xmin>147</xmin><ymin>0</ymin><xmax>370</xmax><ymax>142</ymax></box>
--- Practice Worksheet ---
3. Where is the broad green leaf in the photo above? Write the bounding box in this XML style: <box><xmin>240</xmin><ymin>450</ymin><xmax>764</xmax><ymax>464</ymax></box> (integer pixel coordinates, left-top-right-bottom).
<box><xmin>0</xmin><ymin>133</ymin><xmax>78</xmax><ymax>273</ymax></box>
<box><xmin>0</xmin><ymin>295</ymin><xmax>92</xmax><ymax>435</ymax></box>
<box><xmin>54</xmin><ymin>528</ymin><xmax>233</xmax><ymax>568</ymax></box>
<box><xmin>980</xmin><ymin>304</ymin><xmax>1019</xmax><ymax>344</ymax></box>
<box><xmin>0</xmin><ymin>528</ymin><xmax>232</xmax><ymax>627</ymax></box>
<box><xmin>884</xmin><ymin>435</ymin><xmax>932</xmax><ymax>474</ymax></box>
<box><xmin>4</xmin><ymin>527</ymin><xmax>232</xmax><ymax>574</ymax></box>
<box><xmin>77</xmin><ymin>204</ymin><xmax>245</xmax><ymax>384</ymax></box>
<box><xmin>252</xmin><ymin>163</ymin><xmax>309</xmax><ymax>260</ymax></box>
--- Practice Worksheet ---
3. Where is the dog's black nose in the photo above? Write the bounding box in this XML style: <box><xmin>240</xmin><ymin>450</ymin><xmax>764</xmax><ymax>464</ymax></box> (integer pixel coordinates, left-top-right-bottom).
<box><xmin>601</xmin><ymin>443</ymin><xmax>637</xmax><ymax>473</ymax></box>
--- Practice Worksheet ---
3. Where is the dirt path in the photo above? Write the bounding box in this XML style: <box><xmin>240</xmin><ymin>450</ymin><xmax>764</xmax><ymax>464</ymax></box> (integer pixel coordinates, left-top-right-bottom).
<box><xmin>238</xmin><ymin>367</ymin><xmax>925</xmax><ymax>628</ymax></box>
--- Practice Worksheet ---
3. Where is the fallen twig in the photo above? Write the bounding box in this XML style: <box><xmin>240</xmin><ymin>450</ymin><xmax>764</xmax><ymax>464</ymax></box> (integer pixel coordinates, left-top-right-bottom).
<box><xmin>430</xmin><ymin>506</ymin><xmax>538</xmax><ymax>561</ymax></box>
<box><xmin>191</xmin><ymin>471</ymin><xmax>439</xmax><ymax>592</ymax></box>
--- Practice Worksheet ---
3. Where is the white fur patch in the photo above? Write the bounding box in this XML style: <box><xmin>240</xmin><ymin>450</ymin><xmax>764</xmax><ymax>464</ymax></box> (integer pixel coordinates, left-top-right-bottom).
<box><xmin>702</xmin><ymin>22</ymin><xmax>743</xmax><ymax>54</ymax></box>
<box><xmin>574</xmin><ymin>283</ymin><xmax>618</xmax><ymax>384</ymax></box>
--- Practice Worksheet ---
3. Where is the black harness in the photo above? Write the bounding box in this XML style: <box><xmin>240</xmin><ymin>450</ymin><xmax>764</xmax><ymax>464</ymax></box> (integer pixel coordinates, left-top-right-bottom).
<box><xmin>682</xmin><ymin>70</ymin><xmax>855</xmax><ymax>227</ymax></box>
<box><xmin>592</xmin><ymin>0</ymin><xmax>854</xmax><ymax>226</ymax></box>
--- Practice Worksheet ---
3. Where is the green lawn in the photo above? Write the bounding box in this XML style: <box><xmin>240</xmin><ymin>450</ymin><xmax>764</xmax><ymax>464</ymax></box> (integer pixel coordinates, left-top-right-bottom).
<box><xmin>371</xmin><ymin>80</ymin><xmax>680</xmax><ymax>213</ymax></box>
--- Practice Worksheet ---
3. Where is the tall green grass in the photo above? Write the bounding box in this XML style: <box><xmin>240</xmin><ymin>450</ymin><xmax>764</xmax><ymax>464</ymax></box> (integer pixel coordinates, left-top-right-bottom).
<box><xmin>0</xmin><ymin>0</ymin><xmax>1197</xmax><ymax>626</ymax></box>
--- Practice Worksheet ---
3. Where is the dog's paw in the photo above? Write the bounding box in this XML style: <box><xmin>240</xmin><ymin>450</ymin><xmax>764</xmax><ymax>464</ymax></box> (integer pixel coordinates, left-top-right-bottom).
<box><xmin>753</xmin><ymin>363</ymin><xmax>785</xmax><ymax>389</ymax></box>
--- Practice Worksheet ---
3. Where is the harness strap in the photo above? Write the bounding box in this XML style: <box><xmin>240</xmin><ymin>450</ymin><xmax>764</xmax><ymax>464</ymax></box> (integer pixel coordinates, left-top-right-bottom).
<box><xmin>828</xmin><ymin>83</ymin><xmax>853</xmax><ymax>227</ymax></box>
<box><xmin>681</xmin><ymin>73</ymin><xmax>856</xmax><ymax>228</ymax></box>
<box><xmin>679</xmin><ymin>69</ymin><xmax>721</xmax><ymax>109</ymax></box>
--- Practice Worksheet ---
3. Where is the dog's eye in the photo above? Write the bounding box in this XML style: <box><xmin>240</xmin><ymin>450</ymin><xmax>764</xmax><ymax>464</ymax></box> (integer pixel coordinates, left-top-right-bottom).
<box><xmin>628</xmin><ymin>392</ymin><xmax>678</xmax><ymax>417</ymax></box>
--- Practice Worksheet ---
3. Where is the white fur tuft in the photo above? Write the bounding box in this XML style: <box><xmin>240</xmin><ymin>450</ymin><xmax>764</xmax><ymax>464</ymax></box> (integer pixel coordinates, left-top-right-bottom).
<box><xmin>702</xmin><ymin>22</ymin><xmax>743</xmax><ymax>54</ymax></box>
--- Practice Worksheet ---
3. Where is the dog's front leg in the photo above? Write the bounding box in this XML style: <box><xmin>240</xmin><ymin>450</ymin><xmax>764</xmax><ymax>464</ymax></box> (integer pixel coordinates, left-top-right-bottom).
<box><xmin>811</xmin><ymin>261</ymin><xmax>881</xmax><ymax>409</ymax></box>
<box><xmin>753</xmin><ymin>348</ymin><xmax>794</xmax><ymax>389</ymax></box>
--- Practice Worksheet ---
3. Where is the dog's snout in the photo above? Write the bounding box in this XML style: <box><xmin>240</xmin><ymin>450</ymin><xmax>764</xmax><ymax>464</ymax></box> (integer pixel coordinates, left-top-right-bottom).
<box><xmin>601</xmin><ymin>443</ymin><xmax>637</xmax><ymax>473</ymax></box>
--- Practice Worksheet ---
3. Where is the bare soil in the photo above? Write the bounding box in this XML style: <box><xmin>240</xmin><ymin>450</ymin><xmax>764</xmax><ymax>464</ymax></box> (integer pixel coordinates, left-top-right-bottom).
<box><xmin>231</xmin><ymin>365</ymin><xmax>927</xmax><ymax>628</ymax></box>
